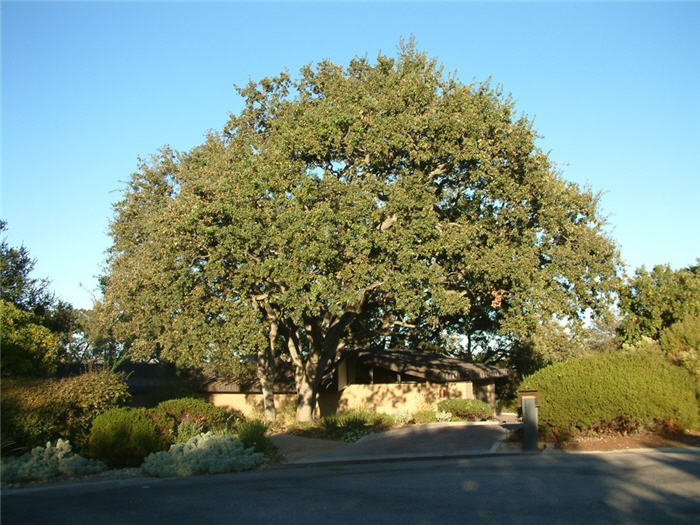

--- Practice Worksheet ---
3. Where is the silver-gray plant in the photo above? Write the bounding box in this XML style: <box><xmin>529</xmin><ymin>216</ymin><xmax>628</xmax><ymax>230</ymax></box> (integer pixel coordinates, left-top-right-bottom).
<box><xmin>141</xmin><ymin>432</ymin><xmax>265</xmax><ymax>478</ymax></box>
<box><xmin>1</xmin><ymin>439</ymin><xmax>106</xmax><ymax>483</ymax></box>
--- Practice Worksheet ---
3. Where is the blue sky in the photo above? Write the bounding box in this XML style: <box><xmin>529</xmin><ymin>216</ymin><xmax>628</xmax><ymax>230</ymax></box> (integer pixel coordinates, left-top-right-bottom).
<box><xmin>2</xmin><ymin>1</ymin><xmax>699</xmax><ymax>309</ymax></box>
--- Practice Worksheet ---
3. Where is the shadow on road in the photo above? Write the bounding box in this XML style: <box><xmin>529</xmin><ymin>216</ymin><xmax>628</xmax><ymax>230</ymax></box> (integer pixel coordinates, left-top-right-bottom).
<box><xmin>2</xmin><ymin>449</ymin><xmax>698</xmax><ymax>524</ymax></box>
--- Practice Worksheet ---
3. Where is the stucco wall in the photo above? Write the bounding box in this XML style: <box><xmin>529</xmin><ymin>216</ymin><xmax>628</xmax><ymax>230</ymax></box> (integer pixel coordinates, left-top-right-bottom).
<box><xmin>207</xmin><ymin>393</ymin><xmax>297</xmax><ymax>418</ymax></box>
<box><xmin>318</xmin><ymin>381</ymin><xmax>475</xmax><ymax>416</ymax></box>
<box><xmin>474</xmin><ymin>381</ymin><xmax>496</xmax><ymax>406</ymax></box>
<box><xmin>208</xmin><ymin>381</ymin><xmax>480</xmax><ymax>418</ymax></box>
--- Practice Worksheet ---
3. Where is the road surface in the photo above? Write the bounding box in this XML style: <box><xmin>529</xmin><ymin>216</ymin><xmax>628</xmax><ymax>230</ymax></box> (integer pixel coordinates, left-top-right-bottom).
<box><xmin>3</xmin><ymin>449</ymin><xmax>699</xmax><ymax>524</ymax></box>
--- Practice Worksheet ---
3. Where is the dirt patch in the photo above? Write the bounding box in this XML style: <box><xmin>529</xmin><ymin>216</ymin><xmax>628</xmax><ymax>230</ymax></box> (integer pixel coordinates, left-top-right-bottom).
<box><xmin>501</xmin><ymin>429</ymin><xmax>700</xmax><ymax>452</ymax></box>
<box><xmin>562</xmin><ymin>432</ymin><xmax>700</xmax><ymax>451</ymax></box>
<box><xmin>270</xmin><ymin>433</ymin><xmax>348</xmax><ymax>462</ymax></box>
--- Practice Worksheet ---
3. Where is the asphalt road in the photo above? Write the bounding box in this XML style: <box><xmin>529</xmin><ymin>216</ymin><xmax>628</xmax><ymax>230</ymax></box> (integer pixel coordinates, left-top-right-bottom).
<box><xmin>3</xmin><ymin>449</ymin><xmax>699</xmax><ymax>524</ymax></box>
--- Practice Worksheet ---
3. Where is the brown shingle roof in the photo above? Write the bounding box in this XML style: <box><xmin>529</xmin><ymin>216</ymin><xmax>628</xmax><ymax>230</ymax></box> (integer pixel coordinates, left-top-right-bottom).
<box><xmin>346</xmin><ymin>349</ymin><xmax>511</xmax><ymax>382</ymax></box>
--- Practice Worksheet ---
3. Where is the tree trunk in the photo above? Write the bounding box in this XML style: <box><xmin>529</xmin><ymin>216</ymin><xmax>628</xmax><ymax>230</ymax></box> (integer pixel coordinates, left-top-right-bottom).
<box><xmin>257</xmin><ymin>320</ymin><xmax>278</xmax><ymax>421</ymax></box>
<box><xmin>257</xmin><ymin>349</ymin><xmax>276</xmax><ymax>421</ymax></box>
<box><xmin>295</xmin><ymin>373</ymin><xmax>316</xmax><ymax>422</ymax></box>
<box><xmin>281</xmin><ymin>310</ymin><xmax>362</xmax><ymax>423</ymax></box>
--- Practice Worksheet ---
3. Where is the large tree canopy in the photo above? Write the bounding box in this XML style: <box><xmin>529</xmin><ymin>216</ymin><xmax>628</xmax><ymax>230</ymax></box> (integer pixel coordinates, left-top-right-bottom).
<box><xmin>103</xmin><ymin>43</ymin><xmax>619</xmax><ymax>420</ymax></box>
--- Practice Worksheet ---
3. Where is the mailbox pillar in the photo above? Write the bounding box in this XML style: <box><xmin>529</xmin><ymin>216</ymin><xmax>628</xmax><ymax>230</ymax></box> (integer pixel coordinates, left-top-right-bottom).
<box><xmin>522</xmin><ymin>397</ymin><xmax>538</xmax><ymax>451</ymax></box>
<box><xmin>518</xmin><ymin>390</ymin><xmax>540</xmax><ymax>452</ymax></box>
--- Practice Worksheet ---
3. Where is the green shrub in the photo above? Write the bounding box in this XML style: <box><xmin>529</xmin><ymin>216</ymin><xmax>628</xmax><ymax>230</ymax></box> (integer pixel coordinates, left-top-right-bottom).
<box><xmin>141</xmin><ymin>433</ymin><xmax>265</xmax><ymax>478</ymax></box>
<box><xmin>1</xmin><ymin>371</ymin><xmax>130</xmax><ymax>454</ymax></box>
<box><xmin>520</xmin><ymin>349</ymin><xmax>700</xmax><ymax>439</ymax></box>
<box><xmin>153</xmin><ymin>398</ymin><xmax>242</xmax><ymax>433</ymax></box>
<box><xmin>235</xmin><ymin>420</ymin><xmax>277</xmax><ymax>457</ymax></box>
<box><xmin>319</xmin><ymin>414</ymin><xmax>342</xmax><ymax>436</ymax></box>
<box><xmin>174</xmin><ymin>418</ymin><xmax>204</xmax><ymax>444</ymax></box>
<box><xmin>413</xmin><ymin>410</ymin><xmax>438</xmax><ymax>424</ymax></box>
<box><xmin>318</xmin><ymin>410</ymin><xmax>393</xmax><ymax>442</ymax></box>
<box><xmin>437</xmin><ymin>398</ymin><xmax>493</xmax><ymax>421</ymax></box>
<box><xmin>139</xmin><ymin>407</ymin><xmax>176</xmax><ymax>449</ymax></box>
<box><xmin>660</xmin><ymin>315</ymin><xmax>700</xmax><ymax>387</ymax></box>
<box><xmin>1</xmin><ymin>439</ymin><xmax>106</xmax><ymax>484</ymax></box>
<box><xmin>88</xmin><ymin>408</ymin><xmax>161</xmax><ymax>468</ymax></box>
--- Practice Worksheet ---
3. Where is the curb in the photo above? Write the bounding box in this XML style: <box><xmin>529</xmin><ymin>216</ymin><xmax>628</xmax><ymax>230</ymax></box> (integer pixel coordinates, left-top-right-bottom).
<box><xmin>280</xmin><ymin>444</ymin><xmax>700</xmax><ymax>469</ymax></box>
<box><xmin>282</xmin><ymin>449</ymin><xmax>541</xmax><ymax>469</ymax></box>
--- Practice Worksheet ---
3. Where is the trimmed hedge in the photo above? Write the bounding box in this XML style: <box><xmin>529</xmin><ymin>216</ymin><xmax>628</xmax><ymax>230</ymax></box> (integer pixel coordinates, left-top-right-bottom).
<box><xmin>520</xmin><ymin>349</ymin><xmax>699</xmax><ymax>438</ymax></box>
<box><xmin>88</xmin><ymin>408</ymin><xmax>161</xmax><ymax>468</ymax></box>
<box><xmin>437</xmin><ymin>399</ymin><xmax>493</xmax><ymax>421</ymax></box>
<box><xmin>1</xmin><ymin>371</ymin><xmax>130</xmax><ymax>454</ymax></box>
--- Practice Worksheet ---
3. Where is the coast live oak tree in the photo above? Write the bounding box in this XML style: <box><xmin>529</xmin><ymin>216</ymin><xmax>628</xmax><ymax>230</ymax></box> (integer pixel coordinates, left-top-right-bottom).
<box><xmin>102</xmin><ymin>42</ymin><xmax>619</xmax><ymax>421</ymax></box>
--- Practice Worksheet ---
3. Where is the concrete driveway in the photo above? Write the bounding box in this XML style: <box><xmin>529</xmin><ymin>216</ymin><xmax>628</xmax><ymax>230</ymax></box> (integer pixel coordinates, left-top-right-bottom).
<box><xmin>291</xmin><ymin>422</ymin><xmax>511</xmax><ymax>464</ymax></box>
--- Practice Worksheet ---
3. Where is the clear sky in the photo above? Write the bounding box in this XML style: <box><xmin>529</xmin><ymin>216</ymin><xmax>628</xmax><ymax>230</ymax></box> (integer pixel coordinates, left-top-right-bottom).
<box><xmin>2</xmin><ymin>1</ymin><xmax>699</xmax><ymax>309</ymax></box>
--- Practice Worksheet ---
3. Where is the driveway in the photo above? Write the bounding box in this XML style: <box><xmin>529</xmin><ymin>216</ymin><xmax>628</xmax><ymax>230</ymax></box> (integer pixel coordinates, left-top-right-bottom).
<box><xmin>285</xmin><ymin>422</ymin><xmax>511</xmax><ymax>464</ymax></box>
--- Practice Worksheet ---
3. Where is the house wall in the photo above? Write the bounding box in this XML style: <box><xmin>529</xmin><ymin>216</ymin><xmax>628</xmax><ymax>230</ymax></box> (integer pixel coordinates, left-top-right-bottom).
<box><xmin>207</xmin><ymin>393</ymin><xmax>297</xmax><ymax>418</ymax></box>
<box><xmin>473</xmin><ymin>380</ymin><xmax>496</xmax><ymax>407</ymax></box>
<box><xmin>318</xmin><ymin>381</ymin><xmax>475</xmax><ymax>416</ymax></box>
<box><xmin>207</xmin><ymin>381</ymin><xmax>483</xmax><ymax>418</ymax></box>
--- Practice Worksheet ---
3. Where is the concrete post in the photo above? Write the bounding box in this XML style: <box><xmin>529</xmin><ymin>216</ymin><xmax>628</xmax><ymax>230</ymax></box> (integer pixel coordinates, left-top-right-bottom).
<box><xmin>522</xmin><ymin>396</ymin><xmax>538</xmax><ymax>451</ymax></box>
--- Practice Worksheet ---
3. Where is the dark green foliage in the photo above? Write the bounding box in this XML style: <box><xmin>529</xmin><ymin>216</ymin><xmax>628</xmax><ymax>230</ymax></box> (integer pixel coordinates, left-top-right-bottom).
<box><xmin>143</xmin><ymin>398</ymin><xmax>244</xmax><ymax>447</ymax></box>
<box><xmin>88</xmin><ymin>408</ymin><xmax>161</xmax><ymax>468</ymax></box>
<box><xmin>319</xmin><ymin>410</ymin><xmax>394</xmax><ymax>442</ymax></box>
<box><xmin>153</xmin><ymin>397</ymin><xmax>243</xmax><ymax>432</ymax></box>
<box><xmin>619</xmin><ymin>263</ymin><xmax>700</xmax><ymax>343</ymax></box>
<box><xmin>103</xmin><ymin>42</ymin><xmax>620</xmax><ymax>421</ymax></box>
<box><xmin>1</xmin><ymin>221</ymin><xmax>77</xmax><ymax>378</ymax></box>
<box><xmin>659</xmin><ymin>314</ymin><xmax>700</xmax><ymax>386</ymax></box>
<box><xmin>520</xmin><ymin>349</ymin><xmax>699</xmax><ymax>439</ymax></box>
<box><xmin>437</xmin><ymin>398</ymin><xmax>493</xmax><ymax>421</ymax></box>
<box><xmin>1</xmin><ymin>371</ymin><xmax>130</xmax><ymax>455</ymax></box>
<box><xmin>174</xmin><ymin>418</ymin><xmax>205</xmax><ymax>444</ymax></box>
<box><xmin>139</xmin><ymin>408</ymin><xmax>176</xmax><ymax>449</ymax></box>
<box><xmin>235</xmin><ymin>420</ymin><xmax>277</xmax><ymax>457</ymax></box>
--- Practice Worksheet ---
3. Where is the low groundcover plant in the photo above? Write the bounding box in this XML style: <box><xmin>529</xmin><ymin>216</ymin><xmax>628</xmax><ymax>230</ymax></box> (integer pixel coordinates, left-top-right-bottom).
<box><xmin>1</xmin><ymin>439</ymin><xmax>106</xmax><ymax>483</ymax></box>
<box><xmin>141</xmin><ymin>432</ymin><xmax>266</xmax><ymax>478</ymax></box>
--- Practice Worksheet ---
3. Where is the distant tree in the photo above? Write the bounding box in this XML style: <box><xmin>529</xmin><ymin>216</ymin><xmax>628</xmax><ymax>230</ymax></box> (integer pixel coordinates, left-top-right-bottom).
<box><xmin>618</xmin><ymin>263</ymin><xmax>700</xmax><ymax>343</ymax></box>
<box><xmin>0</xmin><ymin>221</ymin><xmax>75</xmax><ymax>377</ymax></box>
<box><xmin>1</xmin><ymin>220</ymin><xmax>53</xmax><ymax>313</ymax></box>
<box><xmin>0</xmin><ymin>299</ymin><xmax>60</xmax><ymax>377</ymax></box>
<box><xmin>102</xmin><ymin>42</ymin><xmax>619</xmax><ymax>421</ymax></box>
